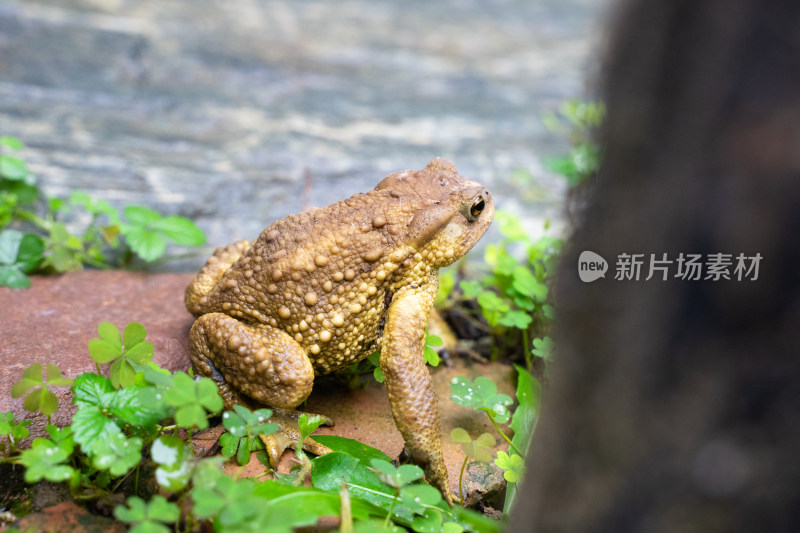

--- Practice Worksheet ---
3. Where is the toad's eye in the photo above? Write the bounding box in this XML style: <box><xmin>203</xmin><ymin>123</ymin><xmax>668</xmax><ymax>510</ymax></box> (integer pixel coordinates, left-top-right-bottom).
<box><xmin>470</xmin><ymin>196</ymin><xmax>485</xmax><ymax>218</ymax></box>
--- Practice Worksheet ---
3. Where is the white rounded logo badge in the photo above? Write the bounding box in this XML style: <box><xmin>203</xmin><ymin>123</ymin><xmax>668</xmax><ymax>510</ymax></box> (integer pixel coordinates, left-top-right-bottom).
<box><xmin>578</xmin><ymin>251</ymin><xmax>608</xmax><ymax>282</ymax></box>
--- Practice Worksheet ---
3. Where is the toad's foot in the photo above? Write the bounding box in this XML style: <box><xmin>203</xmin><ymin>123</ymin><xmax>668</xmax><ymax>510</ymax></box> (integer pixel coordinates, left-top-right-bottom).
<box><xmin>260</xmin><ymin>407</ymin><xmax>334</xmax><ymax>467</ymax></box>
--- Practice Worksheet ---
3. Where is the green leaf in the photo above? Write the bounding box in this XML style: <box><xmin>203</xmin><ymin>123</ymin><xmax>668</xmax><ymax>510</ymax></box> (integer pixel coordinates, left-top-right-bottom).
<box><xmin>71</xmin><ymin>404</ymin><xmax>123</xmax><ymax>453</ymax></box>
<box><xmin>152</xmin><ymin>435</ymin><xmax>193</xmax><ymax>491</ymax></box>
<box><xmin>88</xmin><ymin>338</ymin><xmax>122</xmax><ymax>364</ymax></box>
<box><xmin>425</xmin><ymin>333</ymin><xmax>443</xmax><ymax>347</ymax></box>
<box><xmin>0</xmin><ymin>265</ymin><xmax>31</xmax><ymax>288</ymax></box>
<box><xmin>450</xmin><ymin>429</ymin><xmax>495</xmax><ymax>462</ymax></box>
<box><xmin>115</xmin><ymin>495</ymin><xmax>179</xmax><ymax>533</ymax></box>
<box><xmin>98</xmin><ymin>321</ymin><xmax>123</xmax><ymax>350</ymax></box>
<box><xmin>298</xmin><ymin>412</ymin><xmax>326</xmax><ymax>441</ymax></box>
<box><xmin>459</xmin><ymin>280</ymin><xmax>482</xmax><ymax>299</ymax></box>
<box><xmin>124</xmin><ymin>205</ymin><xmax>162</xmax><ymax>226</ymax></box>
<box><xmin>370</xmin><ymin>459</ymin><xmax>423</xmax><ymax>488</ymax></box>
<box><xmin>494</xmin><ymin>451</ymin><xmax>525</xmax><ymax>483</ymax></box>
<box><xmin>163</xmin><ymin>372</ymin><xmax>224</xmax><ymax>426</ymax></box>
<box><xmin>91</xmin><ymin>432</ymin><xmax>142</xmax><ymax>476</ymax></box>
<box><xmin>411</xmin><ymin>508</ymin><xmax>444</xmax><ymax>533</ymax></box>
<box><xmin>449</xmin><ymin>376</ymin><xmax>513</xmax><ymax>423</ymax></box>
<box><xmin>367</xmin><ymin>351</ymin><xmax>384</xmax><ymax>383</ymax></box>
<box><xmin>110</xmin><ymin>358</ymin><xmax>137</xmax><ymax>389</ymax></box>
<box><xmin>152</xmin><ymin>216</ymin><xmax>206</xmax><ymax>246</ymax></box>
<box><xmin>449</xmin><ymin>506</ymin><xmax>504</xmax><ymax>533</ymax></box>
<box><xmin>476</xmin><ymin>291</ymin><xmax>510</xmax><ymax>327</ymax></box>
<box><xmin>72</xmin><ymin>372</ymin><xmax>115</xmax><ymax>406</ymax></box>
<box><xmin>222</xmin><ymin>409</ymin><xmax>247</xmax><ymax>437</ymax></box>
<box><xmin>400</xmin><ymin>484</ymin><xmax>442</xmax><ymax>515</ymax></box>
<box><xmin>0</xmin><ymin>136</ymin><xmax>24</xmax><ymax>150</ymax></box>
<box><xmin>146</xmin><ymin>495</ymin><xmax>181</xmax><ymax>523</ymax></box>
<box><xmin>511</xmin><ymin>266</ymin><xmax>548</xmax><ymax>302</ymax></box>
<box><xmin>175</xmin><ymin>403</ymin><xmax>208</xmax><ymax>430</ymax></box>
<box><xmin>0</xmin><ymin>155</ymin><xmax>28</xmax><ymax>180</ymax></box>
<box><xmin>124</xmin><ymin>341</ymin><xmax>154</xmax><ymax>364</ymax></box>
<box><xmin>122</xmin><ymin>225</ymin><xmax>167</xmax><ymax>262</ymax></box>
<box><xmin>498</xmin><ymin>310</ymin><xmax>532</xmax><ymax>330</ymax></box>
<box><xmin>504</xmin><ymin>365</ymin><xmax>540</xmax><ymax>514</ymax></box>
<box><xmin>19</xmin><ymin>438</ymin><xmax>76</xmax><ymax>483</ymax></box>
<box><xmin>531</xmin><ymin>336</ymin><xmax>554</xmax><ymax>361</ymax></box>
<box><xmin>17</xmin><ymin>233</ymin><xmax>45</xmax><ymax>272</ymax></box>
<box><xmin>510</xmin><ymin>367</ymin><xmax>541</xmax><ymax>448</ymax></box>
<box><xmin>163</xmin><ymin>372</ymin><xmax>196</xmax><ymax>406</ymax></box>
<box><xmin>11</xmin><ymin>363</ymin><xmax>43</xmax><ymax>397</ymax></box>
<box><xmin>110</xmin><ymin>385</ymin><xmax>162</xmax><ymax>428</ymax></box>
<box><xmin>123</xmin><ymin>322</ymin><xmax>147</xmax><ymax>349</ymax></box>
<box><xmin>310</xmin><ymin>435</ymin><xmax>391</xmax><ymax>464</ymax></box>
<box><xmin>196</xmin><ymin>377</ymin><xmax>224</xmax><ymax>412</ymax></box>
<box><xmin>37</xmin><ymin>388</ymin><xmax>59</xmax><ymax>415</ymax></box>
<box><xmin>311</xmin><ymin>452</ymin><xmax>394</xmax><ymax>507</ymax></box>
<box><xmin>219</xmin><ymin>432</ymin><xmax>241</xmax><ymax>460</ymax></box>
<box><xmin>0</xmin><ymin>230</ymin><xmax>44</xmax><ymax>288</ymax></box>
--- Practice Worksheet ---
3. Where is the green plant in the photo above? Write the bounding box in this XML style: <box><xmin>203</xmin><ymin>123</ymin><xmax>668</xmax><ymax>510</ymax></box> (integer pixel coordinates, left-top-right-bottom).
<box><xmin>0</xmin><ymin>135</ymin><xmax>206</xmax><ymax>288</ymax></box>
<box><xmin>449</xmin><ymin>366</ymin><xmax>541</xmax><ymax>514</ymax></box>
<box><xmin>457</xmin><ymin>211</ymin><xmax>560</xmax><ymax>372</ymax></box>
<box><xmin>542</xmin><ymin>100</ymin><xmax>605</xmax><ymax>187</ymax></box>
<box><xmin>115</xmin><ymin>495</ymin><xmax>180</xmax><ymax>533</ymax></box>
<box><xmin>219</xmin><ymin>405</ymin><xmax>278</xmax><ymax>466</ymax></box>
<box><xmin>10</xmin><ymin>363</ymin><xmax>73</xmax><ymax>420</ymax></box>
<box><xmin>1</xmin><ymin>321</ymin><xmax>503</xmax><ymax>533</ymax></box>
<box><xmin>450</xmin><ymin>429</ymin><xmax>495</xmax><ymax>503</ymax></box>
<box><xmin>88</xmin><ymin>322</ymin><xmax>154</xmax><ymax>388</ymax></box>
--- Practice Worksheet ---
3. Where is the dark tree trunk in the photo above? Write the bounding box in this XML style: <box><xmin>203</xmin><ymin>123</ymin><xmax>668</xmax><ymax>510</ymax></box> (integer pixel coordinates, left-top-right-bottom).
<box><xmin>513</xmin><ymin>1</ymin><xmax>800</xmax><ymax>531</ymax></box>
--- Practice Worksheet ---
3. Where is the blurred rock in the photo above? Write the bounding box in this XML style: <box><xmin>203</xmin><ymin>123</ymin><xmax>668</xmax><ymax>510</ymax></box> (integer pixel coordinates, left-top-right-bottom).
<box><xmin>0</xmin><ymin>0</ymin><xmax>607</xmax><ymax>268</ymax></box>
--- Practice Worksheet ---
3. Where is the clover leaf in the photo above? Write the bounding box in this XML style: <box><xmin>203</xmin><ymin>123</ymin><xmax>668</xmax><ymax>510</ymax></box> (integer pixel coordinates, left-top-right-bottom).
<box><xmin>115</xmin><ymin>495</ymin><xmax>180</xmax><ymax>533</ymax></box>
<box><xmin>0</xmin><ymin>411</ymin><xmax>30</xmax><ymax>444</ymax></box>
<box><xmin>151</xmin><ymin>435</ymin><xmax>193</xmax><ymax>491</ymax></box>
<box><xmin>367</xmin><ymin>351</ymin><xmax>384</xmax><ymax>383</ymax></box>
<box><xmin>498</xmin><ymin>310</ymin><xmax>533</xmax><ymax>330</ymax></box>
<box><xmin>19</xmin><ymin>437</ymin><xmax>77</xmax><ymax>485</ymax></box>
<box><xmin>449</xmin><ymin>376</ymin><xmax>513</xmax><ymax>423</ymax></box>
<box><xmin>220</xmin><ymin>405</ymin><xmax>277</xmax><ymax>466</ymax></box>
<box><xmin>191</xmin><ymin>474</ymin><xmax>263</xmax><ymax>528</ymax></box>
<box><xmin>450</xmin><ymin>428</ymin><xmax>495</xmax><ymax>463</ymax></box>
<box><xmin>91</xmin><ymin>432</ymin><xmax>143</xmax><ymax>477</ymax></box>
<box><xmin>121</xmin><ymin>205</ymin><xmax>205</xmax><ymax>262</ymax></box>
<box><xmin>0</xmin><ymin>230</ymin><xmax>44</xmax><ymax>288</ymax></box>
<box><xmin>163</xmin><ymin>372</ymin><xmax>223</xmax><ymax>430</ymax></box>
<box><xmin>370</xmin><ymin>459</ymin><xmax>424</xmax><ymax>490</ymax></box>
<box><xmin>423</xmin><ymin>332</ymin><xmax>442</xmax><ymax>367</ymax></box>
<box><xmin>494</xmin><ymin>451</ymin><xmax>525</xmax><ymax>483</ymax></box>
<box><xmin>531</xmin><ymin>336</ymin><xmax>554</xmax><ymax>361</ymax></box>
<box><xmin>510</xmin><ymin>265</ymin><xmax>548</xmax><ymax>302</ymax></box>
<box><xmin>10</xmin><ymin>363</ymin><xmax>73</xmax><ymax>415</ymax></box>
<box><xmin>475</xmin><ymin>291</ymin><xmax>510</xmax><ymax>328</ymax></box>
<box><xmin>88</xmin><ymin>321</ymin><xmax>154</xmax><ymax>389</ymax></box>
<box><xmin>399</xmin><ymin>484</ymin><xmax>442</xmax><ymax>515</ymax></box>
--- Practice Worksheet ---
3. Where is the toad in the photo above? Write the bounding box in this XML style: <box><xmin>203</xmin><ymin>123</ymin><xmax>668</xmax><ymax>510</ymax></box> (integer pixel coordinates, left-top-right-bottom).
<box><xmin>185</xmin><ymin>158</ymin><xmax>494</xmax><ymax>503</ymax></box>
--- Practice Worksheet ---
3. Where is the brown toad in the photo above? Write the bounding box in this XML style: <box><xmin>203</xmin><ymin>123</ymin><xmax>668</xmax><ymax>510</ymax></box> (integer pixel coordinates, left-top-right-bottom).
<box><xmin>185</xmin><ymin>158</ymin><xmax>493</xmax><ymax>503</ymax></box>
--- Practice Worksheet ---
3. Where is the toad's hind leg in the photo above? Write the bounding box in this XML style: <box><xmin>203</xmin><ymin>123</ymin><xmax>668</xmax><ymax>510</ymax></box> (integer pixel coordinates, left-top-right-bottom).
<box><xmin>188</xmin><ymin>313</ymin><xmax>332</xmax><ymax>462</ymax></box>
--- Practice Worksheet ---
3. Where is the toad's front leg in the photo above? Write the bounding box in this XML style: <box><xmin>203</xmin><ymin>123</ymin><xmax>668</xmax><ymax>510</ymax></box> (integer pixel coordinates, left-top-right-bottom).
<box><xmin>380</xmin><ymin>279</ymin><xmax>453</xmax><ymax>505</ymax></box>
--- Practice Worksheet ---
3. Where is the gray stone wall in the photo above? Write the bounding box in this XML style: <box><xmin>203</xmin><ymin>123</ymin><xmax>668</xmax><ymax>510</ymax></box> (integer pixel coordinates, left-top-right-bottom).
<box><xmin>0</xmin><ymin>0</ymin><xmax>607</xmax><ymax>270</ymax></box>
